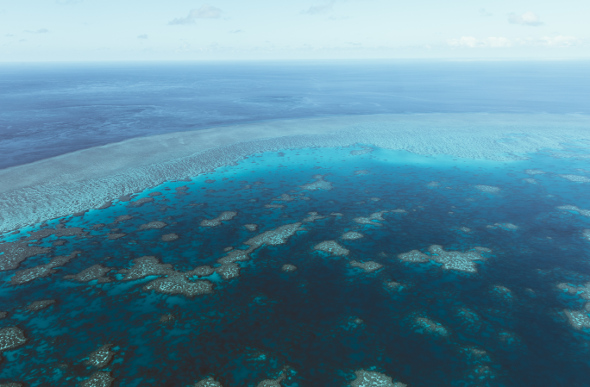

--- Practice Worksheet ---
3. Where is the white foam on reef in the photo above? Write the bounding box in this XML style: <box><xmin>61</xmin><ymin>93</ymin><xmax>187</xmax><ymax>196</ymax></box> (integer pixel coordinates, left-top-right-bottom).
<box><xmin>1</xmin><ymin>113</ymin><xmax>589</xmax><ymax>233</ymax></box>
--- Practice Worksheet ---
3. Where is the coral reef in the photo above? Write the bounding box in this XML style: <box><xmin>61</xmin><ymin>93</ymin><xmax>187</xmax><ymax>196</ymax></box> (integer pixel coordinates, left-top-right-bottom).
<box><xmin>27</xmin><ymin>299</ymin><xmax>56</xmax><ymax>311</ymax></box>
<box><xmin>200</xmin><ymin>211</ymin><xmax>237</xmax><ymax>227</ymax></box>
<box><xmin>0</xmin><ymin>327</ymin><xmax>27</xmax><ymax>352</ymax></box>
<box><xmin>0</xmin><ymin>242</ymin><xmax>51</xmax><ymax>271</ymax></box>
<box><xmin>64</xmin><ymin>264</ymin><xmax>112</xmax><ymax>283</ymax></box>
<box><xmin>11</xmin><ymin>251</ymin><xmax>80</xmax><ymax>285</ymax></box>
<box><xmin>301</xmin><ymin>174</ymin><xmax>333</xmax><ymax>190</ymax></box>
<box><xmin>193</xmin><ymin>377</ymin><xmax>223</xmax><ymax>387</ymax></box>
<box><xmin>139</xmin><ymin>221</ymin><xmax>168</xmax><ymax>230</ymax></box>
<box><xmin>353</xmin><ymin>211</ymin><xmax>388</xmax><ymax>226</ymax></box>
<box><xmin>398</xmin><ymin>245</ymin><xmax>490</xmax><ymax>273</ymax></box>
<box><xmin>341</xmin><ymin>231</ymin><xmax>364</xmax><ymax>240</ymax></box>
<box><xmin>161</xmin><ymin>233</ymin><xmax>179</xmax><ymax>242</ymax></box>
<box><xmin>474</xmin><ymin>185</ymin><xmax>501</xmax><ymax>194</ymax></box>
<box><xmin>86</xmin><ymin>344</ymin><xmax>115</xmax><ymax>368</ymax></box>
<box><xmin>560</xmin><ymin>174</ymin><xmax>590</xmax><ymax>183</ymax></box>
<box><xmin>144</xmin><ymin>275</ymin><xmax>213</xmax><ymax>297</ymax></box>
<box><xmin>350</xmin><ymin>260</ymin><xmax>383</xmax><ymax>273</ymax></box>
<box><xmin>557</xmin><ymin>205</ymin><xmax>590</xmax><ymax>217</ymax></box>
<box><xmin>314</xmin><ymin>240</ymin><xmax>350</xmax><ymax>256</ymax></box>
<box><xmin>80</xmin><ymin>371</ymin><xmax>114</xmax><ymax>387</ymax></box>
<box><xmin>350</xmin><ymin>369</ymin><xmax>406</xmax><ymax>387</ymax></box>
<box><xmin>281</xmin><ymin>264</ymin><xmax>297</xmax><ymax>272</ymax></box>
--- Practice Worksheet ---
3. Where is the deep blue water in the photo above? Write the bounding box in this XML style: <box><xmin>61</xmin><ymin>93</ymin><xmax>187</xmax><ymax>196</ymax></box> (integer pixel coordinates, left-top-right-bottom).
<box><xmin>1</xmin><ymin>60</ymin><xmax>589</xmax><ymax>168</ymax></box>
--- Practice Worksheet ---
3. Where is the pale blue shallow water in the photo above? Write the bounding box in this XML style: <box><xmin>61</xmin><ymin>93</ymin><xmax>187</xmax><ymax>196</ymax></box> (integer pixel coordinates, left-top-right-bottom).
<box><xmin>1</xmin><ymin>62</ymin><xmax>590</xmax><ymax>386</ymax></box>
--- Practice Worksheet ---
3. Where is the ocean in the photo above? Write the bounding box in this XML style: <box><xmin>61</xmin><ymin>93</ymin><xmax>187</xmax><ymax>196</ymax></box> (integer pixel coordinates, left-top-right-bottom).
<box><xmin>0</xmin><ymin>61</ymin><xmax>590</xmax><ymax>386</ymax></box>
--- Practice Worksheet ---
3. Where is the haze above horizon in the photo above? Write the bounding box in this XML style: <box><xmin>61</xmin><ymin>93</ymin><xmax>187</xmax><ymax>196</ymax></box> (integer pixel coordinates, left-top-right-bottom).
<box><xmin>1</xmin><ymin>0</ymin><xmax>589</xmax><ymax>62</ymax></box>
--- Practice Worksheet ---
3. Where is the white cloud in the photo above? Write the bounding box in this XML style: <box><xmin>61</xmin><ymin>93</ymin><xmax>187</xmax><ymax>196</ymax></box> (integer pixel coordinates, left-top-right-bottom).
<box><xmin>24</xmin><ymin>28</ymin><xmax>49</xmax><ymax>34</ymax></box>
<box><xmin>169</xmin><ymin>5</ymin><xmax>223</xmax><ymax>25</ymax></box>
<box><xmin>301</xmin><ymin>2</ymin><xmax>334</xmax><ymax>15</ymax></box>
<box><xmin>448</xmin><ymin>36</ymin><xmax>480</xmax><ymax>48</ymax></box>
<box><xmin>487</xmin><ymin>37</ymin><xmax>512</xmax><ymax>48</ymax></box>
<box><xmin>448</xmin><ymin>36</ymin><xmax>512</xmax><ymax>48</ymax></box>
<box><xmin>448</xmin><ymin>35</ymin><xmax>582</xmax><ymax>49</ymax></box>
<box><xmin>540</xmin><ymin>35</ymin><xmax>579</xmax><ymax>47</ymax></box>
<box><xmin>508</xmin><ymin>11</ymin><xmax>543</xmax><ymax>26</ymax></box>
<box><xmin>479</xmin><ymin>8</ymin><xmax>492</xmax><ymax>17</ymax></box>
<box><xmin>230</xmin><ymin>29</ymin><xmax>243</xmax><ymax>34</ymax></box>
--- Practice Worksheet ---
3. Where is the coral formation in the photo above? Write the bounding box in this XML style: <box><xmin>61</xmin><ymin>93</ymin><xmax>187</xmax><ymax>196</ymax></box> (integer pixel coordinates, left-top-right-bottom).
<box><xmin>0</xmin><ymin>242</ymin><xmax>51</xmax><ymax>271</ymax></box>
<box><xmin>80</xmin><ymin>371</ymin><xmax>114</xmax><ymax>387</ymax></box>
<box><xmin>0</xmin><ymin>327</ymin><xmax>27</xmax><ymax>352</ymax></box>
<box><xmin>474</xmin><ymin>185</ymin><xmax>501</xmax><ymax>194</ymax></box>
<box><xmin>193</xmin><ymin>377</ymin><xmax>223</xmax><ymax>387</ymax></box>
<box><xmin>161</xmin><ymin>233</ymin><xmax>179</xmax><ymax>242</ymax></box>
<box><xmin>350</xmin><ymin>369</ymin><xmax>406</xmax><ymax>387</ymax></box>
<box><xmin>301</xmin><ymin>174</ymin><xmax>333</xmax><ymax>190</ymax></box>
<box><xmin>139</xmin><ymin>221</ymin><xmax>168</xmax><ymax>230</ymax></box>
<box><xmin>341</xmin><ymin>231</ymin><xmax>364</xmax><ymax>240</ymax></box>
<box><xmin>314</xmin><ymin>240</ymin><xmax>350</xmax><ymax>256</ymax></box>
<box><xmin>557</xmin><ymin>205</ymin><xmax>590</xmax><ymax>217</ymax></box>
<box><xmin>64</xmin><ymin>264</ymin><xmax>112</xmax><ymax>283</ymax></box>
<box><xmin>281</xmin><ymin>264</ymin><xmax>297</xmax><ymax>272</ymax></box>
<box><xmin>86</xmin><ymin>344</ymin><xmax>115</xmax><ymax>368</ymax></box>
<box><xmin>144</xmin><ymin>275</ymin><xmax>213</xmax><ymax>297</ymax></box>
<box><xmin>398</xmin><ymin>245</ymin><xmax>490</xmax><ymax>273</ymax></box>
<box><xmin>200</xmin><ymin>211</ymin><xmax>238</xmax><ymax>227</ymax></box>
<box><xmin>560</xmin><ymin>174</ymin><xmax>590</xmax><ymax>183</ymax></box>
<box><xmin>27</xmin><ymin>299</ymin><xmax>56</xmax><ymax>311</ymax></box>
<box><xmin>350</xmin><ymin>260</ymin><xmax>383</xmax><ymax>273</ymax></box>
<box><xmin>11</xmin><ymin>251</ymin><xmax>80</xmax><ymax>285</ymax></box>
<box><xmin>353</xmin><ymin>211</ymin><xmax>388</xmax><ymax>226</ymax></box>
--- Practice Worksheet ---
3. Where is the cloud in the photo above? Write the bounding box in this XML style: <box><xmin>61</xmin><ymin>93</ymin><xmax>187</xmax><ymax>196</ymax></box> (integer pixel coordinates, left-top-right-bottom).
<box><xmin>137</xmin><ymin>34</ymin><xmax>148</xmax><ymax>39</ymax></box>
<box><xmin>5</xmin><ymin>34</ymin><xmax>14</xmax><ymax>38</ymax></box>
<box><xmin>479</xmin><ymin>8</ymin><xmax>492</xmax><ymax>17</ymax></box>
<box><xmin>169</xmin><ymin>5</ymin><xmax>223</xmax><ymax>25</ymax></box>
<box><xmin>448</xmin><ymin>36</ymin><xmax>512</xmax><ymax>48</ymax></box>
<box><xmin>25</xmin><ymin>28</ymin><xmax>49</xmax><ymax>34</ymax></box>
<box><xmin>508</xmin><ymin>11</ymin><xmax>543</xmax><ymax>26</ymax></box>
<box><xmin>448</xmin><ymin>35</ymin><xmax>581</xmax><ymax>49</ymax></box>
<box><xmin>541</xmin><ymin>35</ymin><xmax>579</xmax><ymax>47</ymax></box>
<box><xmin>230</xmin><ymin>29</ymin><xmax>243</xmax><ymax>34</ymax></box>
<box><xmin>301</xmin><ymin>1</ymin><xmax>334</xmax><ymax>15</ymax></box>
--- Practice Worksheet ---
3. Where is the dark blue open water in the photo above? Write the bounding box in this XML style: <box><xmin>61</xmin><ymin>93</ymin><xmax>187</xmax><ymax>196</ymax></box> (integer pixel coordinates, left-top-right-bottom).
<box><xmin>1</xmin><ymin>62</ymin><xmax>590</xmax><ymax>386</ymax></box>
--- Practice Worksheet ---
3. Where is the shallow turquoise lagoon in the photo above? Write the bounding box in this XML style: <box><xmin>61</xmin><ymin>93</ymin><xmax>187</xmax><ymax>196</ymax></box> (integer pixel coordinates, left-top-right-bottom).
<box><xmin>1</xmin><ymin>143</ymin><xmax>590</xmax><ymax>386</ymax></box>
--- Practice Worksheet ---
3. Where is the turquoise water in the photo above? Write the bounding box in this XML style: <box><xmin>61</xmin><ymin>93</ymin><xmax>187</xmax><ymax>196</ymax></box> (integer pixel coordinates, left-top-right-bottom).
<box><xmin>1</xmin><ymin>142</ymin><xmax>590</xmax><ymax>386</ymax></box>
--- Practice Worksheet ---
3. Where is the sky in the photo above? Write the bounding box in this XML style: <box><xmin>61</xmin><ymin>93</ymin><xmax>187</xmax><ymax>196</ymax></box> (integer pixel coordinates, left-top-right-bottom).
<box><xmin>0</xmin><ymin>0</ymin><xmax>589</xmax><ymax>62</ymax></box>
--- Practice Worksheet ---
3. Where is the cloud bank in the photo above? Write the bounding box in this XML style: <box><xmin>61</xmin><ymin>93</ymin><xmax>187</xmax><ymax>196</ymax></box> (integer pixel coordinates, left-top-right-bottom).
<box><xmin>448</xmin><ymin>35</ymin><xmax>580</xmax><ymax>48</ymax></box>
